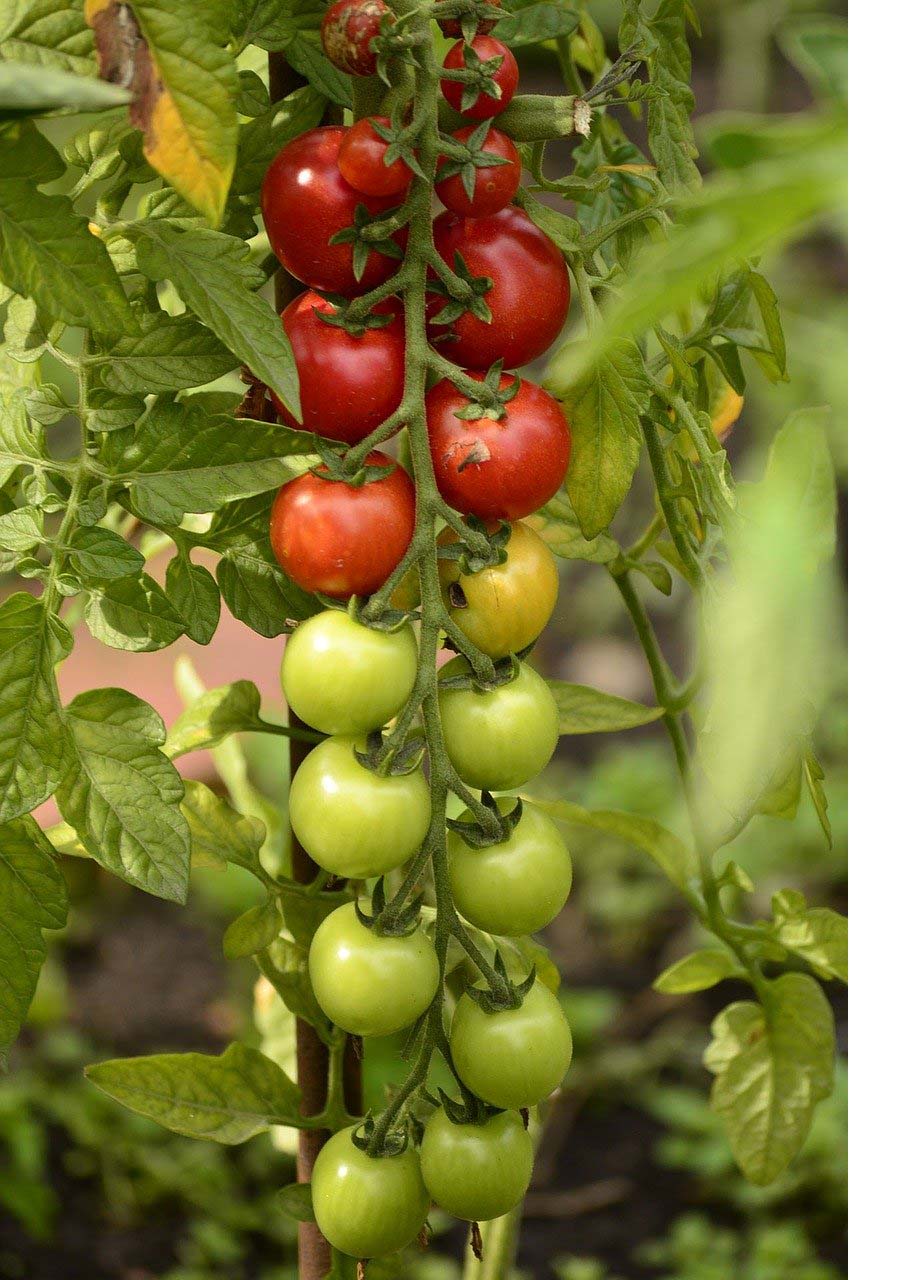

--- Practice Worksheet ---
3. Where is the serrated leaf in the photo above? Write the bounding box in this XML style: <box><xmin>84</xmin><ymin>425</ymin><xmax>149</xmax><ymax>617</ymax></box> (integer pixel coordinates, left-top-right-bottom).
<box><xmin>84</xmin><ymin>0</ymin><xmax>238</xmax><ymax>225</ymax></box>
<box><xmin>0</xmin><ymin>119</ymin><xmax>65</xmax><ymax>182</ymax></box>
<box><xmin>100</xmin><ymin>399</ymin><xmax>314</xmax><ymax>516</ymax></box>
<box><xmin>803</xmin><ymin>748</ymin><xmax>832</xmax><ymax>849</ymax></box>
<box><xmin>0</xmin><ymin>814</ymin><xmax>68</xmax><ymax>1059</ymax></box>
<box><xmin>2</xmin><ymin>294</ymin><xmax>63</xmax><ymax>366</ymax></box>
<box><xmin>165</xmin><ymin>679</ymin><xmax>266</xmax><ymax>758</ymax></box>
<box><xmin>0</xmin><ymin>505</ymin><xmax>43</xmax><ymax>552</ymax></box>
<box><xmin>92</xmin><ymin>310</ymin><xmax>236</xmax><ymax>394</ymax></box>
<box><xmin>165</xmin><ymin>556</ymin><xmax>220</xmax><ymax>645</ymax></box>
<box><xmin>232</xmin><ymin>0</ymin><xmax>322</xmax><ymax>53</ymax></box>
<box><xmin>0</xmin><ymin>593</ymin><xmax>71</xmax><ymax>823</ymax></box>
<box><xmin>0</xmin><ymin>388</ymin><xmax>52</xmax><ymax>484</ymax></box>
<box><xmin>207</xmin><ymin>494</ymin><xmax>318</xmax><ymax>638</ymax></box>
<box><xmin>56</xmin><ymin>687</ymin><xmax>190</xmax><ymax>903</ymax></box>
<box><xmin>85</xmin><ymin>1041</ymin><xmax>302</xmax><ymax>1142</ymax></box>
<box><xmin>285</xmin><ymin>33</ymin><xmax>352</xmax><ymax>107</ymax></box>
<box><xmin>0</xmin><ymin>181</ymin><xmax>134</xmax><ymax>334</ymax></box>
<box><xmin>706</xmin><ymin>974</ymin><xmax>835</xmax><ymax>1184</ymax></box>
<box><xmin>524</xmin><ymin>494</ymin><xmax>619</xmax><ymax>564</ymax></box>
<box><xmin>131</xmin><ymin>224</ymin><xmax>300</xmax><ymax>416</ymax></box>
<box><xmin>84</xmin><ymin>573</ymin><xmax>185</xmax><ymax>651</ymax></box>
<box><xmin>180</xmin><ymin>779</ymin><xmax>266</xmax><ymax>871</ymax></box>
<box><xmin>654</xmin><ymin>947</ymin><xmax>739</xmax><ymax>994</ymax></box>
<box><xmin>747</xmin><ymin>270</ymin><xmax>787</xmax><ymax>380</ymax></box>
<box><xmin>65</xmin><ymin>526</ymin><xmax>145</xmax><ymax>580</ymax></box>
<box><xmin>495</xmin><ymin>3</ymin><xmax>579</xmax><ymax>47</ymax></box>
<box><xmin>0</xmin><ymin>0</ymin><xmax>95</xmax><ymax>75</ymax></box>
<box><xmin>224</xmin><ymin>896</ymin><xmax>282</xmax><ymax>959</ymax></box>
<box><xmin>770</xmin><ymin>889</ymin><xmax>847</xmax><ymax>982</ymax></box>
<box><xmin>277</xmin><ymin>1182</ymin><xmax>315</xmax><ymax>1222</ymax></box>
<box><xmin>526</xmin><ymin>797</ymin><xmax>695</xmax><ymax>893</ymax></box>
<box><xmin>548</xmin><ymin>680</ymin><xmax>663</xmax><ymax>734</ymax></box>
<box><xmin>550</xmin><ymin>338</ymin><xmax>650</xmax><ymax>538</ymax></box>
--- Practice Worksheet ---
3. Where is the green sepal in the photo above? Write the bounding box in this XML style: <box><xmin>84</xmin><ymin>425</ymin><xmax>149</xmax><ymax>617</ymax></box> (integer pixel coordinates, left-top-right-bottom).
<box><xmin>447</xmin><ymin>792</ymin><xmax>522</xmax><ymax>848</ymax></box>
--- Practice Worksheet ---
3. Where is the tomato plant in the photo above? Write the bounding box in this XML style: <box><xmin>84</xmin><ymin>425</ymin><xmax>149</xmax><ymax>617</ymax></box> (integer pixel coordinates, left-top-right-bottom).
<box><xmin>0</xmin><ymin>0</ymin><xmax>847</xmax><ymax>1276</ymax></box>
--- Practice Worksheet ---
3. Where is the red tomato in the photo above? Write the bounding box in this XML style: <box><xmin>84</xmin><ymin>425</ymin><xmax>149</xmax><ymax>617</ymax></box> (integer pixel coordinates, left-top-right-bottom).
<box><xmin>270</xmin><ymin>452</ymin><xmax>415</xmax><ymax>598</ymax></box>
<box><xmin>436</xmin><ymin>0</ymin><xmax>501</xmax><ymax>39</ymax></box>
<box><xmin>261</xmin><ymin>127</ymin><xmax>402</xmax><ymax>296</ymax></box>
<box><xmin>430</xmin><ymin>207</ymin><xmax>570</xmax><ymax>369</ymax></box>
<box><xmin>321</xmin><ymin>0</ymin><xmax>389</xmax><ymax>76</ymax></box>
<box><xmin>441</xmin><ymin>37</ymin><xmax>518</xmax><ymax>121</ymax></box>
<box><xmin>338</xmin><ymin>116</ymin><xmax>413</xmax><ymax>197</ymax></box>
<box><xmin>273</xmin><ymin>292</ymin><xmax>405</xmax><ymax>444</ymax></box>
<box><xmin>435</xmin><ymin>125</ymin><xmax>520</xmax><ymax>218</ymax></box>
<box><xmin>427</xmin><ymin>372</ymin><xmax>570</xmax><ymax>520</ymax></box>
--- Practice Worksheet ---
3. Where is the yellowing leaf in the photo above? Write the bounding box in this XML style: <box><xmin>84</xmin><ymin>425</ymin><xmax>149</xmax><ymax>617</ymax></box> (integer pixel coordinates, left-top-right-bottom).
<box><xmin>85</xmin><ymin>0</ymin><xmax>238</xmax><ymax>225</ymax></box>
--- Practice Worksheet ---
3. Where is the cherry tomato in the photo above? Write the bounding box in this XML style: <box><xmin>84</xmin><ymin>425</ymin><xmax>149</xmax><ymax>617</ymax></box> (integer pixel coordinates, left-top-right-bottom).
<box><xmin>435</xmin><ymin>125</ymin><xmax>520</xmax><ymax>217</ymax></box>
<box><xmin>270</xmin><ymin>452</ymin><xmax>415</xmax><ymax>599</ymax></box>
<box><xmin>441</xmin><ymin>37</ymin><xmax>518</xmax><ymax>121</ymax></box>
<box><xmin>438</xmin><ymin>522</ymin><xmax>558</xmax><ymax>660</ymax></box>
<box><xmin>309</xmin><ymin>902</ymin><xmax>439</xmax><ymax>1037</ymax></box>
<box><xmin>419</xmin><ymin>1108</ymin><xmax>533</xmax><ymax>1221</ymax></box>
<box><xmin>427</xmin><ymin>372</ymin><xmax>570</xmax><ymax>519</ymax></box>
<box><xmin>289</xmin><ymin>735</ymin><xmax>431</xmax><ymax>878</ymax></box>
<box><xmin>437</xmin><ymin>656</ymin><xmax>559</xmax><ymax>789</ymax></box>
<box><xmin>281</xmin><ymin>609</ymin><xmax>417</xmax><ymax>734</ymax></box>
<box><xmin>273</xmin><ymin>292</ymin><xmax>405</xmax><ymax>443</ymax></box>
<box><xmin>312</xmin><ymin>1126</ymin><xmax>430</xmax><ymax>1258</ymax></box>
<box><xmin>450</xmin><ymin>980</ymin><xmax>573</xmax><ymax>1109</ymax></box>
<box><xmin>448</xmin><ymin>798</ymin><xmax>572</xmax><ymax>936</ymax></box>
<box><xmin>430</xmin><ymin>207</ymin><xmax>570</xmax><ymax>369</ymax></box>
<box><xmin>261</xmin><ymin>127</ymin><xmax>402</xmax><ymax>296</ymax></box>
<box><xmin>321</xmin><ymin>0</ymin><xmax>389</xmax><ymax>76</ymax></box>
<box><xmin>436</xmin><ymin>0</ymin><xmax>501</xmax><ymax>39</ymax></box>
<box><xmin>338</xmin><ymin>116</ymin><xmax>414</xmax><ymax>197</ymax></box>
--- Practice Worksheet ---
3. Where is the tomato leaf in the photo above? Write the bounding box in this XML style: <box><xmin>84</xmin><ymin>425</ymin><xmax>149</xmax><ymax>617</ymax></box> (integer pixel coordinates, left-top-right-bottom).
<box><xmin>85</xmin><ymin>1042</ymin><xmax>303</xmax><ymax>1142</ymax></box>
<box><xmin>180</xmin><ymin>779</ymin><xmax>266</xmax><ymax>871</ymax></box>
<box><xmin>277</xmin><ymin>1183</ymin><xmax>316</xmax><ymax>1222</ymax></box>
<box><xmin>0</xmin><ymin>0</ymin><xmax>96</xmax><ymax>76</ymax></box>
<box><xmin>90</xmin><ymin>311</ymin><xmax>236</xmax><ymax>395</ymax></box>
<box><xmin>525</xmin><ymin>494</ymin><xmax>620</xmax><ymax>564</ymax></box>
<box><xmin>165</xmin><ymin>679</ymin><xmax>268</xmax><ymax>758</ymax></box>
<box><xmin>224</xmin><ymin>896</ymin><xmax>282</xmax><ymax>959</ymax></box>
<box><xmin>84</xmin><ymin>573</ymin><xmax>186</xmax><ymax>651</ymax></box>
<box><xmin>548</xmin><ymin>680</ymin><xmax>663</xmax><ymax>734</ymax></box>
<box><xmin>495</xmin><ymin>4</ymin><xmax>579</xmax><ymax>48</ymax></box>
<box><xmin>769</xmin><ymin>889</ymin><xmax>847</xmax><ymax>983</ymax></box>
<box><xmin>654</xmin><ymin>948</ymin><xmax>740</xmax><ymax>994</ymax></box>
<box><xmin>165</xmin><ymin>556</ymin><xmax>221</xmax><ymax>645</ymax></box>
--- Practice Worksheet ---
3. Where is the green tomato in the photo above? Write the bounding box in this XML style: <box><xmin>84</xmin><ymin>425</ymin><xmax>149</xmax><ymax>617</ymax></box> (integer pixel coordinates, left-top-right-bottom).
<box><xmin>449</xmin><ymin>981</ymin><xmax>572</xmax><ymax>1109</ymax></box>
<box><xmin>449</xmin><ymin>800</ymin><xmax>572</xmax><ymax>936</ymax></box>
<box><xmin>419</xmin><ymin>1108</ymin><xmax>533</xmax><ymax>1222</ymax></box>
<box><xmin>438</xmin><ymin>657</ymin><xmax>559</xmax><ymax>790</ymax></box>
<box><xmin>289</xmin><ymin>736</ymin><xmax>430</xmax><ymax>878</ymax></box>
<box><xmin>281</xmin><ymin>609</ymin><xmax>417</xmax><ymax>735</ymax></box>
<box><xmin>309</xmin><ymin>902</ymin><xmax>439</xmax><ymax>1037</ymax></box>
<box><xmin>312</xmin><ymin>1126</ymin><xmax>430</xmax><ymax>1258</ymax></box>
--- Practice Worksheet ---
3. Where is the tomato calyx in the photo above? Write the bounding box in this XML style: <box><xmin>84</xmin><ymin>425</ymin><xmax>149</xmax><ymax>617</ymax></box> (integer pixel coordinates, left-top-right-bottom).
<box><xmin>437</xmin><ymin>120</ymin><xmax>512</xmax><ymax>203</ymax></box>
<box><xmin>437</xmin><ymin>650</ymin><xmax>519</xmax><ymax>693</ymax></box>
<box><xmin>363</xmin><ymin>111</ymin><xmax>425</xmax><ymax>181</ymax></box>
<box><xmin>312</xmin><ymin>293</ymin><xmax>398</xmax><ymax>339</ymax></box>
<box><xmin>466</xmin><ymin>949</ymin><xmax>537</xmax><ymax>1013</ymax></box>
<box><xmin>432</xmin><ymin>1085</ymin><xmax>494</xmax><ymax>1127</ymax></box>
<box><xmin>435</xmin><ymin>0</ymin><xmax>501</xmax><ymax>41</ymax></box>
<box><xmin>355</xmin><ymin>878</ymin><xmax>425</xmax><ymax>937</ymax></box>
<box><xmin>351</xmin><ymin>1113</ymin><xmax>412</xmax><ymax>1158</ymax></box>
<box><xmin>355</xmin><ymin>727</ymin><xmax>426</xmax><ymax>778</ymax></box>
<box><xmin>312</xmin><ymin>442</ymin><xmax>397</xmax><ymax>486</ymax></box>
<box><xmin>428</xmin><ymin>250</ymin><xmax>493</xmax><ymax>325</ymax></box>
<box><xmin>452</xmin><ymin>361</ymin><xmax>521</xmax><ymax>423</ymax></box>
<box><xmin>442</xmin><ymin>40</ymin><xmax>506</xmax><ymax>113</ymax></box>
<box><xmin>437</xmin><ymin>515</ymin><xmax>509</xmax><ymax>574</ymax></box>
<box><xmin>329</xmin><ymin>202</ymin><xmax>406</xmax><ymax>282</ymax></box>
<box><xmin>447</xmin><ymin>791</ymin><xmax>522</xmax><ymax>848</ymax></box>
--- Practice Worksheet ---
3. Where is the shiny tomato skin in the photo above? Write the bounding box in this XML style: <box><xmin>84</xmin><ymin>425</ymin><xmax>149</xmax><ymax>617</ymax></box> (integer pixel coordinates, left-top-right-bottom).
<box><xmin>281</xmin><ymin>609</ymin><xmax>417</xmax><ymax>735</ymax></box>
<box><xmin>430</xmin><ymin>207</ymin><xmax>570</xmax><ymax>369</ymax></box>
<box><xmin>419</xmin><ymin>1108</ymin><xmax>533</xmax><ymax>1222</ymax></box>
<box><xmin>436</xmin><ymin>0</ymin><xmax>501</xmax><ymax>39</ymax></box>
<box><xmin>426</xmin><ymin>372</ymin><xmax>570</xmax><ymax>519</ymax></box>
<box><xmin>270</xmin><ymin>452</ymin><xmax>415</xmax><ymax>598</ymax></box>
<box><xmin>312</xmin><ymin>1127</ymin><xmax>430</xmax><ymax>1258</ymax></box>
<box><xmin>274</xmin><ymin>291</ymin><xmax>405</xmax><ymax>443</ymax></box>
<box><xmin>338</xmin><ymin>116</ymin><xmax>413</xmax><ymax>197</ymax></box>
<box><xmin>261</xmin><ymin>127</ymin><xmax>401</xmax><ymax>296</ymax></box>
<box><xmin>450</xmin><ymin>980</ymin><xmax>573</xmax><ymax>1109</ymax></box>
<box><xmin>289</xmin><ymin>735</ymin><xmax>431</xmax><ymax>878</ymax></box>
<box><xmin>438</xmin><ymin>521</ymin><xmax>558</xmax><ymax>660</ymax></box>
<box><xmin>321</xmin><ymin>0</ymin><xmax>388</xmax><ymax>76</ymax></box>
<box><xmin>309</xmin><ymin>902</ymin><xmax>439</xmax><ymax>1037</ymax></box>
<box><xmin>437</xmin><ymin>655</ymin><xmax>560</xmax><ymax>789</ymax></box>
<box><xmin>441</xmin><ymin>37</ymin><xmax>518</xmax><ymax>121</ymax></box>
<box><xmin>448</xmin><ymin>798</ymin><xmax>572</xmax><ymax>936</ymax></box>
<box><xmin>435</xmin><ymin>126</ymin><xmax>520</xmax><ymax>217</ymax></box>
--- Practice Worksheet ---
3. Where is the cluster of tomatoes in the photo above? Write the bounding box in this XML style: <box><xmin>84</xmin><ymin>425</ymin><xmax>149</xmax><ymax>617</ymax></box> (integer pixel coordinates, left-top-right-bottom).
<box><xmin>260</xmin><ymin>0</ymin><xmax>576</xmax><ymax>1262</ymax></box>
